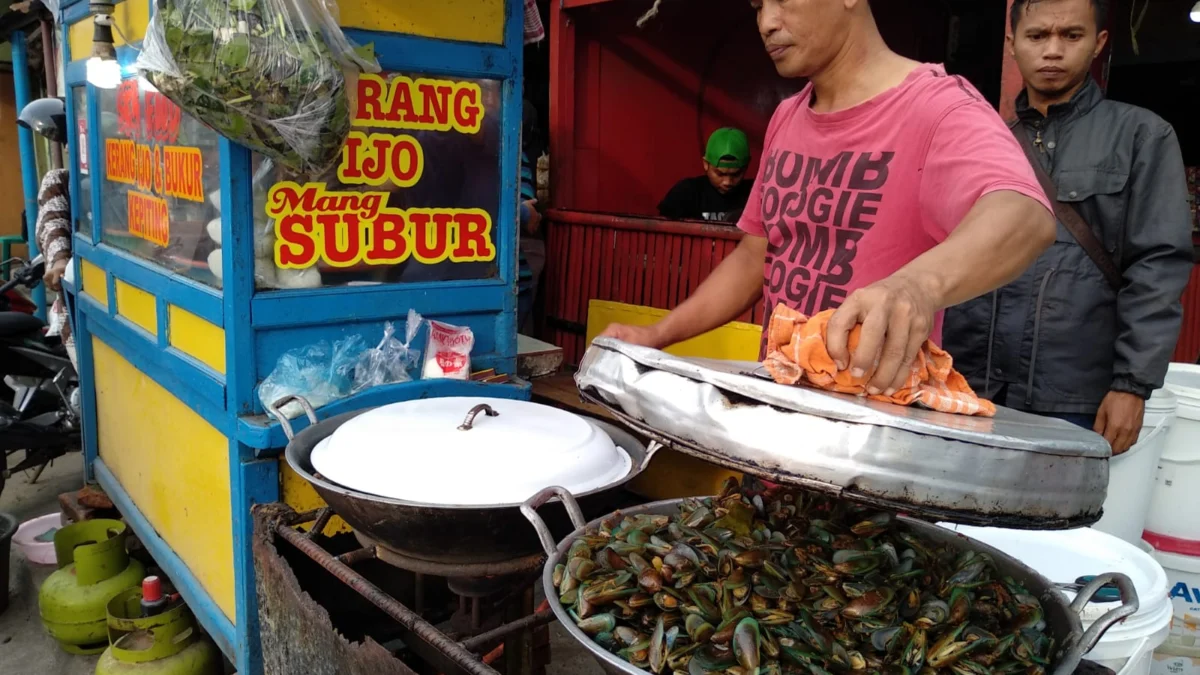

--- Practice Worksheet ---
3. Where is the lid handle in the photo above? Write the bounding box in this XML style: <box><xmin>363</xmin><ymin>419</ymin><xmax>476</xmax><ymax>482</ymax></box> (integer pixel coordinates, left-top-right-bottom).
<box><xmin>458</xmin><ymin>403</ymin><xmax>499</xmax><ymax>431</ymax></box>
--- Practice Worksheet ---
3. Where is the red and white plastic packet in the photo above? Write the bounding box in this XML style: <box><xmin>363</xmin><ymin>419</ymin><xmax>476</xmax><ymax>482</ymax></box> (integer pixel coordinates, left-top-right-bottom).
<box><xmin>423</xmin><ymin>320</ymin><xmax>474</xmax><ymax>380</ymax></box>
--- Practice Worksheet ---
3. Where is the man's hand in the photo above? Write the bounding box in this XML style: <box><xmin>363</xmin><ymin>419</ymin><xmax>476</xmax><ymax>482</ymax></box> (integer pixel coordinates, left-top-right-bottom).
<box><xmin>1095</xmin><ymin>391</ymin><xmax>1146</xmax><ymax>455</ymax></box>
<box><xmin>523</xmin><ymin>199</ymin><xmax>541</xmax><ymax>235</ymax></box>
<box><xmin>43</xmin><ymin>259</ymin><xmax>68</xmax><ymax>292</ymax></box>
<box><xmin>597</xmin><ymin>323</ymin><xmax>667</xmax><ymax>350</ymax></box>
<box><xmin>826</xmin><ymin>273</ymin><xmax>939</xmax><ymax>395</ymax></box>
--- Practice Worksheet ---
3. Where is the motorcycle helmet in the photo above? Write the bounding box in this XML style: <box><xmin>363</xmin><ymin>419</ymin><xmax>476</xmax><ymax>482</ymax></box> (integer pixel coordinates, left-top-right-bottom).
<box><xmin>18</xmin><ymin>97</ymin><xmax>68</xmax><ymax>144</ymax></box>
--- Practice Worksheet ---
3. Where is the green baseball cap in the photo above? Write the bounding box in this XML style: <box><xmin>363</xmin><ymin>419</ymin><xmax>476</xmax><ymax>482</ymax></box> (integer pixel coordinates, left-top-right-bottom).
<box><xmin>704</xmin><ymin>128</ymin><xmax>750</xmax><ymax>169</ymax></box>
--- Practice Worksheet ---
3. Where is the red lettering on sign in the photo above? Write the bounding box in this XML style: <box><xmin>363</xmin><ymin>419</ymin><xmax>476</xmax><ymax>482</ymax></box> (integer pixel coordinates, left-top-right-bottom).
<box><xmin>411</xmin><ymin>211</ymin><xmax>452</xmax><ymax>264</ymax></box>
<box><xmin>116</xmin><ymin>80</ymin><xmax>140</xmax><ymax>138</ymax></box>
<box><xmin>414</xmin><ymin>81</ymin><xmax>452</xmax><ymax>125</ymax></box>
<box><xmin>320</xmin><ymin>212</ymin><xmax>361</xmax><ymax>267</ymax></box>
<box><xmin>367</xmin><ymin>212</ymin><xmax>409</xmax><ymax>264</ymax></box>
<box><xmin>451</xmin><ymin>212</ymin><xmax>493</xmax><ymax>261</ymax></box>
<box><xmin>276</xmin><ymin>214</ymin><xmax>317</xmax><ymax>268</ymax></box>
<box><xmin>453</xmin><ymin>87</ymin><xmax>482</xmax><ymax>131</ymax></box>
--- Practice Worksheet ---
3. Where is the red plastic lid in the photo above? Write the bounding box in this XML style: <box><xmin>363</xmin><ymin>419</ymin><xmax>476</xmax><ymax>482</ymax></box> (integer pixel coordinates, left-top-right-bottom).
<box><xmin>142</xmin><ymin>575</ymin><xmax>163</xmax><ymax>602</ymax></box>
<box><xmin>1143</xmin><ymin>530</ymin><xmax>1200</xmax><ymax>557</ymax></box>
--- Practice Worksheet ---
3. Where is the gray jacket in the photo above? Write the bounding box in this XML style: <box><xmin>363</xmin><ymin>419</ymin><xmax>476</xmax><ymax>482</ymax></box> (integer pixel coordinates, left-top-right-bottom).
<box><xmin>944</xmin><ymin>78</ymin><xmax>1194</xmax><ymax>414</ymax></box>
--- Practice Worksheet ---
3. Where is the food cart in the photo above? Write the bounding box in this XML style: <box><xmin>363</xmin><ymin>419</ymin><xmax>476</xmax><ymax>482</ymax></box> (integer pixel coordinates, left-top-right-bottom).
<box><xmin>54</xmin><ymin>0</ymin><xmax>528</xmax><ymax>672</ymax></box>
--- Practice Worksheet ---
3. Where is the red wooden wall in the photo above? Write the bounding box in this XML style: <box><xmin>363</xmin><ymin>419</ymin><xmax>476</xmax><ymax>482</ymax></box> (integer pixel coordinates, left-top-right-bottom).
<box><xmin>1176</xmin><ymin>265</ymin><xmax>1200</xmax><ymax>363</ymax></box>
<box><xmin>550</xmin><ymin>0</ymin><xmax>955</xmax><ymax>217</ymax></box>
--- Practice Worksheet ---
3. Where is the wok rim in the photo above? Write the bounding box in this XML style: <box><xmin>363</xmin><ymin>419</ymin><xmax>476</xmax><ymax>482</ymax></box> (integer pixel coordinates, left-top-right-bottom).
<box><xmin>538</xmin><ymin>498</ymin><xmax>1092</xmax><ymax>675</ymax></box>
<box><xmin>284</xmin><ymin>407</ymin><xmax>650</xmax><ymax>511</ymax></box>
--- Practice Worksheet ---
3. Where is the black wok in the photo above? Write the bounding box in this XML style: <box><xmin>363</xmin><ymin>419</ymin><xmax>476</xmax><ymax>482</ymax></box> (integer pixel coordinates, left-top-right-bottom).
<box><xmin>275</xmin><ymin>396</ymin><xmax>652</xmax><ymax>565</ymax></box>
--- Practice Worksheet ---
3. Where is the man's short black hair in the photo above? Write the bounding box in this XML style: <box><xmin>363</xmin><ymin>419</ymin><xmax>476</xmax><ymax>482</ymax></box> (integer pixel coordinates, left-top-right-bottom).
<box><xmin>1010</xmin><ymin>0</ymin><xmax>1108</xmax><ymax>32</ymax></box>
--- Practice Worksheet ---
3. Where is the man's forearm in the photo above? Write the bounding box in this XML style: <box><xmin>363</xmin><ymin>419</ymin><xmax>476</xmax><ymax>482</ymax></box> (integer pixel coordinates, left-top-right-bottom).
<box><xmin>894</xmin><ymin>190</ymin><xmax>1055</xmax><ymax>309</ymax></box>
<box><xmin>652</xmin><ymin>236</ymin><xmax>766</xmax><ymax>347</ymax></box>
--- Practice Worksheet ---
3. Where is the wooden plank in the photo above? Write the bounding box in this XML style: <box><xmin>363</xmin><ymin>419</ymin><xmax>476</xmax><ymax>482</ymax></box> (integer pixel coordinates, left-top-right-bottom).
<box><xmin>565</xmin><ymin>223</ymin><xmax>584</xmax><ymax>323</ymax></box>
<box><xmin>666</xmin><ymin>235</ymin><xmax>683</xmax><ymax>309</ymax></box>
<box><xmin>652</xmin><ymin>233</ymin><xmax>669</xmax><ymax>309</ymax></box>
<box><xmin>617</xmin><ymin>230</ymin><xmax>634</xmax><ymax>305</ymax></box>
<box><xmin>517</xmin><ymin>334</ymin><xmax>564</xmax><ymax>379</ymax></box>
<box><xmin>598</xmin><ymin>229</ymin><xmax>614</xmax><ymax>302</ymax></box>
<box><xmin>584</xmin><ymin>225</ymin><xmax>602</xmax><ymax>320</ymax></box>
<box><xmin>687</xmin><ymin>238</ymin><xmax>705</xmax><ymax>298</ymax></box>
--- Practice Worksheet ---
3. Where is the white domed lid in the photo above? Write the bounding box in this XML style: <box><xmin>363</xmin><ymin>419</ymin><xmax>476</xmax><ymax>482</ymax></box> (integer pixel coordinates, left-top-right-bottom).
<box><xmin>311</xmin><ymin>397</ymin><xmax>631</xmax><ymax>506</ymax></box>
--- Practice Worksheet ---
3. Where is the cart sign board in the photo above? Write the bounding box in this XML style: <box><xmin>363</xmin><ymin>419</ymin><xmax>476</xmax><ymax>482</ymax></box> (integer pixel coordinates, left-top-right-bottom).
<box><xmin>104</xmin><ymin>79</ymin><xmax>206</xmax><ymax>248</ymax></box>
<box><xmin>269</xmin><ymin>72</ymin><xmax>499</xmax><ymax>274</ymax></box>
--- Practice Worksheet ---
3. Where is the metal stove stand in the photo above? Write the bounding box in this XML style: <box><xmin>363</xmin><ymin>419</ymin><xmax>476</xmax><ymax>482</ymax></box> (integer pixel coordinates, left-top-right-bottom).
<box><xmin>268</xmin><ymin>505</ymin><xmax>555</xmax><ymax>675</ymax></box>
<box><xmin>257</xmin><ymin>504</ymin><xmax>1116</xmax><ymax>675</ymax></box>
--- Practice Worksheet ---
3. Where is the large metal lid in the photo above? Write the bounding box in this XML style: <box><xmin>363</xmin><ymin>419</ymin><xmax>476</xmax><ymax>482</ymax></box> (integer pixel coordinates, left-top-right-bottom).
<box><xmin>576</xmin><ymin>338</ymin><xmax>1110</xmax><ymax>529</ymax></box>
<box><xmin>311</xmin><ymin>396</ymin><xmax>632</xmax><ymax>506</ymax></box>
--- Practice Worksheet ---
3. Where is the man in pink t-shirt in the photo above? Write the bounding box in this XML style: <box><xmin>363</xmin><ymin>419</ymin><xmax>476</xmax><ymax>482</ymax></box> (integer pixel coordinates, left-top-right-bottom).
<box><xmin>602</xmin><ymin>0</ymin><xmax>1057</xmax><ymax>397</ymax></box>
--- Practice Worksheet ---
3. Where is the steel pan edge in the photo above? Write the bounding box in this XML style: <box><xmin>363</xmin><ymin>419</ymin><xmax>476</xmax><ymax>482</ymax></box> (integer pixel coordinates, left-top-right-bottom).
<box><xmin>284</xmin><ymin>407</ymin><xmax>650</xmax><ymax>564</ymax></box>
<box><xmin>538</xmin><ymin>499</ymin><xmax>1107</xmax><ymax>675</ymax></box>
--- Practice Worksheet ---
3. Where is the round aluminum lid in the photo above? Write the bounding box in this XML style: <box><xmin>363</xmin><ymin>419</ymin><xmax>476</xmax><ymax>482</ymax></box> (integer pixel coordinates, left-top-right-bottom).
<box><xmin>310</xmin><ymin>396</ymin><xmax>632</xmax><ymax>506</ymax></box>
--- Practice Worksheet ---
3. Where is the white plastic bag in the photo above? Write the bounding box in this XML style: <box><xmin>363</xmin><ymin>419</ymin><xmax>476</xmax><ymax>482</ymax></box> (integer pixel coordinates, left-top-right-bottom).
<box><xmin>351</xmin><ymin>310</ymin><xmax>424</xmax><ymax>393</ymax></box>
<box><xmin>423</xmin><ymin>320</ymin><xmax>474</xmax><ymax>380</ymax></box>
<box><xmin>136</xmin><ymin>0</ymin><xmax>380</xmax><ymax>175</ymax></box>
<box><xmin>257</xmin><ymin>334</ymin><xmax>364</xmax><ymax>418</ymax></box>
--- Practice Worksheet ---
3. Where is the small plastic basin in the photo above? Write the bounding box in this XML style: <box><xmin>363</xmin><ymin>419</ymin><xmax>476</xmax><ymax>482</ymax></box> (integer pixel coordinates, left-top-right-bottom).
<box><xmin>13</xmin><ymin>513</ymin><xmax>64</xmax><ymax>565</ymax></box>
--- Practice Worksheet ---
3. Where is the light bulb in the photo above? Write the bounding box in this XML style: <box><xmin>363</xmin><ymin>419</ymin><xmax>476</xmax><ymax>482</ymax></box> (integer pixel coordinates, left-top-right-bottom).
<box><xmin>1192</xmin><ymin>1</ymin><xmax>1200</xmax><ymax>22</ymax></box>
<box><xmin>86</xmin><ymin>57</ymin><xmax>121</xmax><ymax>89</ymax></box>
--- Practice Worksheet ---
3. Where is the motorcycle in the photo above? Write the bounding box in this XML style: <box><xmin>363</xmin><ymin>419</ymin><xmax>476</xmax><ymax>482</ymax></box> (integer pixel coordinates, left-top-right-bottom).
<box><xmin>0</xmin><ymin>255</ymin><xmax>81</xmax><ymax>497</ymax></box>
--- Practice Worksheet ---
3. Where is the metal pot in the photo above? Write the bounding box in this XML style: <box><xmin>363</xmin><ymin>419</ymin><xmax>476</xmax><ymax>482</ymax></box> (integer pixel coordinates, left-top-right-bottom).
<box><xmin>275</xmin><ymin>395</ymin><xmax>653</xmax><ymax>565</ymax></box>
<box><xmin>520</xmin><ymin>489</ymin><xmax>1139</xmax><ymax>675</ymax></box>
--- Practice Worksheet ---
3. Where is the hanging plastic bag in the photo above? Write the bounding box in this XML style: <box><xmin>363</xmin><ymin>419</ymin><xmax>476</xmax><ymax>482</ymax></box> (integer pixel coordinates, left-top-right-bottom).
<box><xmin>423</xmin><ymin>320</ymin><xmax>475</xmax><ymax>380</ymax></box>
<box><xmin>136</xmin><ymin>0</ymin><xmax>380</xmax><ymax>176</ymax></box>
<box><xmin>352</xmin><ymin>310</ymin><xmax>424</xmax><ymax>393</ymax></box>
<box><xmin>258</xmin><ymin>333</ymin><xmax>365</xmax><ymax>418</ymax></box>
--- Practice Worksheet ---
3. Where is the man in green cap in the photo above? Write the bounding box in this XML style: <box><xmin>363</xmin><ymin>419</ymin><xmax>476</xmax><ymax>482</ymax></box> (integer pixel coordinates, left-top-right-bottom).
<box><xmin>657</xmin><ymin>127</ymin><xmax>752</xmax><ymax>223</ymax></box>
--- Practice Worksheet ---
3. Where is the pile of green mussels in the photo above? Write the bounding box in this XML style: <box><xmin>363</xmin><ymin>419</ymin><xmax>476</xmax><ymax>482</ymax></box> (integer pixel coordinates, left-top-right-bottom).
<box><xmin>553</xmin><ymin>478</ymin><xmax>1055</xmax><ymax>675</ymax></box>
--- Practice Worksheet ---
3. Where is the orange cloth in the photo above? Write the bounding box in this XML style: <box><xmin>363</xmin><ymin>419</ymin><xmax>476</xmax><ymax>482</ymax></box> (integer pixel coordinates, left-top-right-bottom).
<box><xmin>763</xmin><ymin>304</ymin><xmax>996</xmax><ymax>417</ymax></box>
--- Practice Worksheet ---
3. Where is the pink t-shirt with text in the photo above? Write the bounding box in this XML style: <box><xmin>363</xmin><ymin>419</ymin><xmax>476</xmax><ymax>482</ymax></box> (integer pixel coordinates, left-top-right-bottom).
<box><xmin>737</xmin><ymin>64</ymin><xmax>1051</xmax><ymax>345</ymax></box>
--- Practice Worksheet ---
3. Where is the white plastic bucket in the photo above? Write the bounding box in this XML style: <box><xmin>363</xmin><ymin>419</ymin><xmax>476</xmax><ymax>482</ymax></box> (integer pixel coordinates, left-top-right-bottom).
<box><xmin>1148</xmin><ymin>547</ymin><xmax>1200</xmax><ymax>650</ymax></box>
<box><xmin>945</xmin><ymin>524</ymin><xmax>1172</xmax><ymax>675</ymax></box>
<box><xmin>1146</xmin><ymin>364</ymin><xmax>1200</xmax><ymax>541</ymax></box>
<box><xmin>1145</xmin><ymin>388</ymin><xmax>1180</xmax><ymax>437</ymax></box>
<box><xmin>1152</xmin><ymin>648</ymin><xmax>1200</xmax><ymax>675</ymax></box>
<box><xmin>1094</xmin><ymin>394</ymin><xmax>1174</xmax><ymax>546</ymax></box>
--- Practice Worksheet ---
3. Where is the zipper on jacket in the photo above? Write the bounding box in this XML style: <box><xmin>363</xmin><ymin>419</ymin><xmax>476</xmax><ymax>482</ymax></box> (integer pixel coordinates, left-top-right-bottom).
<box><xmin>1026</xmin><ymin>268</ymin><xmax>1058</xmax><ymax>408</ymax></box>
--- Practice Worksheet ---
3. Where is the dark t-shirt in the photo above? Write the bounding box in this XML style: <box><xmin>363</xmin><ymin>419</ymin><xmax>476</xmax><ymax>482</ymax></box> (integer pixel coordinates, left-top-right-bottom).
<box><xmin>657</xmin><ymin>176</ymin><xmax>752</xmax><ymax>223</ymax></box>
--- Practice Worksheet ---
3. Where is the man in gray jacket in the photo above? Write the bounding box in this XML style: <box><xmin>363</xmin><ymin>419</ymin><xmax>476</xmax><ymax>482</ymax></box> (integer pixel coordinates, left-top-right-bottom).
<box><xmin>944</xmin><ymin>0</ymin><xmax>1194</xmax><ymax>455</ymax></box>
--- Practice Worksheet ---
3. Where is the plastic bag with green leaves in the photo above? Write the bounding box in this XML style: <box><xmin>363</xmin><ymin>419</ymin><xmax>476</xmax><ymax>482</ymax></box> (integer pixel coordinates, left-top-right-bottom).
<box><xmin>136</xmin><ymin>0</ymin><xmax>379</xmax><ymax>176</ymax></box>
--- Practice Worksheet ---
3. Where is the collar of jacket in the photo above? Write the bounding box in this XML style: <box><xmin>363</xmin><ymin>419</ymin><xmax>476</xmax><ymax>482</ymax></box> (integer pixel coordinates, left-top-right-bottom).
<box><xmin>1014</xmin><ymin>76</ymin><xmax>1103</xmax><ymax>124</ymax></box>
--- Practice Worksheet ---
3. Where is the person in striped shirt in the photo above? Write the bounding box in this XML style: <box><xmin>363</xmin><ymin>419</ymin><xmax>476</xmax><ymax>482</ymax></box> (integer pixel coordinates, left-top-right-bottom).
<box><xmin>518</xmin><ymin>101</ymin><xmax>545</xmax><ymax>332</ymax></box>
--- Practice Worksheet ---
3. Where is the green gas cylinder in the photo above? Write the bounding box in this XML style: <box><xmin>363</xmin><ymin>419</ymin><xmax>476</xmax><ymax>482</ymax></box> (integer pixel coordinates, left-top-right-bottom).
<box><xmin>95</xmin><ymin>587</ymin><xmax>221</xmax><ymax>675</ymax></box>
<box><xmin>39</xmin><ymin>519</ymin><xmax>146</xmax><ymax>654</ymax></box>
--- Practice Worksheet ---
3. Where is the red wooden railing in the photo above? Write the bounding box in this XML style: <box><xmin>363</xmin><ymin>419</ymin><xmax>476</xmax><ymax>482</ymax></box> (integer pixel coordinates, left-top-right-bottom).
<box><xmin>542</xmin><ymin>210</ymin><xmax>765</xmax><ymax>365</ymax></box>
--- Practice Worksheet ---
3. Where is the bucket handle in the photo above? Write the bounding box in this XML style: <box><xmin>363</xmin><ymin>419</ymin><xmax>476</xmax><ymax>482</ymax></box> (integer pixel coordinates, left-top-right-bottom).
<box><xmin>266</xmin><ymin>395</ymin><xmax>319</xmax><ymax>441</ymax></box>
<box><xmin>1137</xmin><ymin>416</ymin><xmax>1169</xmax><ymax>448</ymax></box>
<box><xmin>1059</xmin><ymin>573</ymin><xmax>1140</xmax><ymax>670</ymax></box>
<box><xmin>520</xmin><ymin>486</ymin><xmax>588</xmax><ymax>557</ymax></box>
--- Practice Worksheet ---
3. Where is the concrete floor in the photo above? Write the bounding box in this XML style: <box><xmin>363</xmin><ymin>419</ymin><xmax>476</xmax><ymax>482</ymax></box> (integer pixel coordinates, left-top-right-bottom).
<box><xmin>0</xmin><ymin>452</ymin><xmax>99</xmax><ymax>675</ymax></box>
